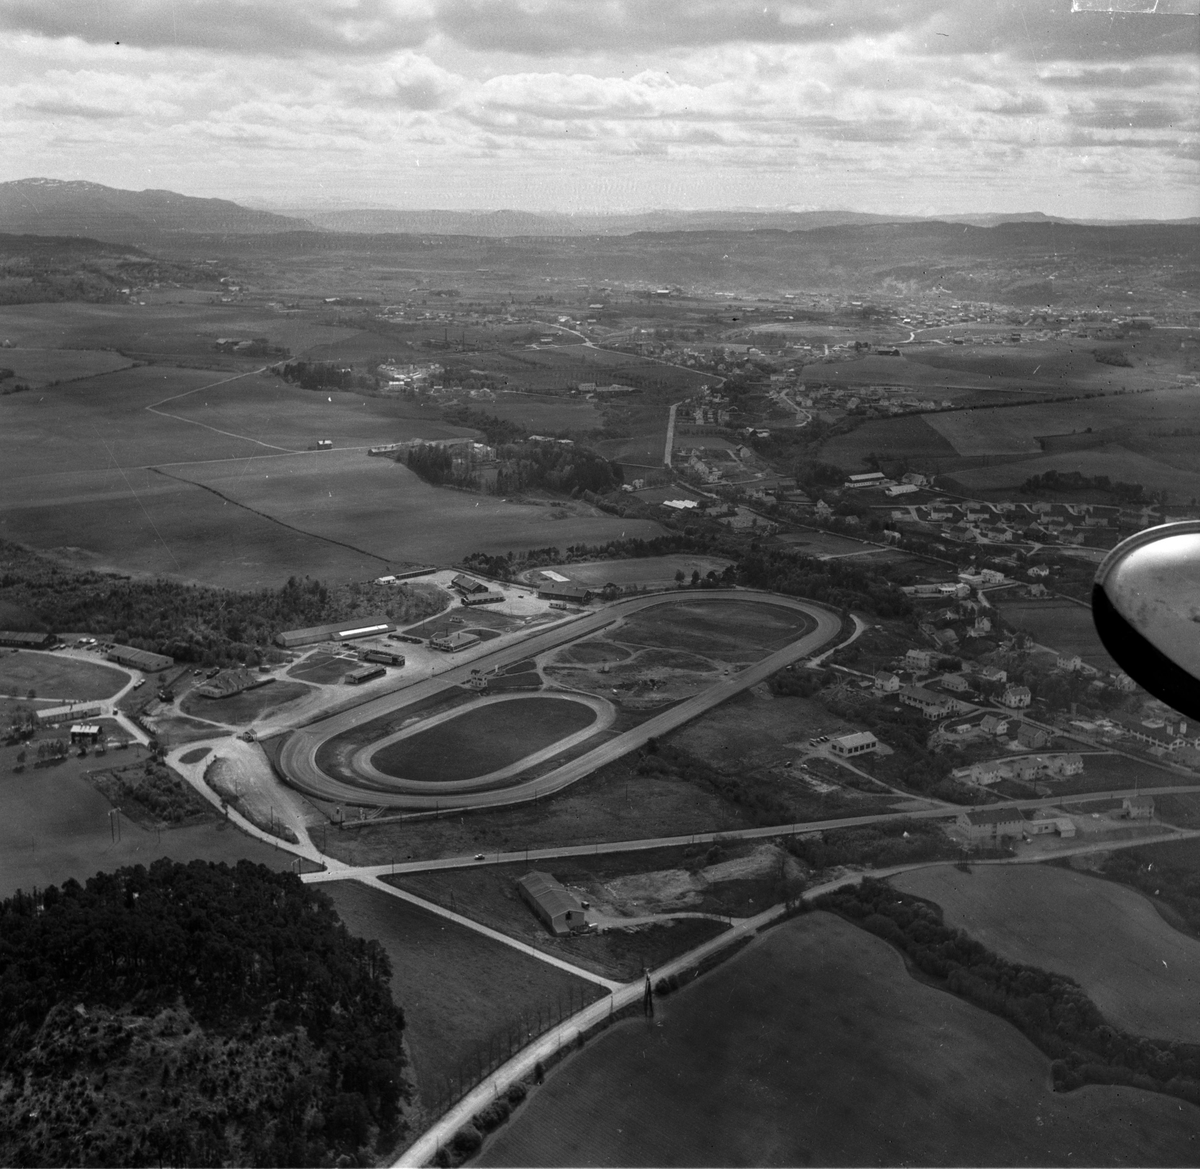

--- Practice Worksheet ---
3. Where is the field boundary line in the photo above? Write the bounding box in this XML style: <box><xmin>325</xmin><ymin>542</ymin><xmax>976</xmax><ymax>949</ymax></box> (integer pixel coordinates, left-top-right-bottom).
<box><xmin>145</xmin><ymin>364</ymin><xmax>298</xmax><ymax>454</ymax></box>
<box><xmin>150</xmin><ymin>467</ymin><xmax>393</xmax><ymax>566</ymax></box>
<box><xmin>350</xmin><ymin>873</ymin><xmax>624</xmax><ymax>990</ymax></box>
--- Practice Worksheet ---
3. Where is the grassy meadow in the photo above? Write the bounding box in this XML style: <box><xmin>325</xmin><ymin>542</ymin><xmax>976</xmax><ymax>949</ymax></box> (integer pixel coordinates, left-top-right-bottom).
<box><xmin>317</xmin><ymin>880</ymin><xmax>603</xmax><ymax>1110</ymax></box>
<box><xmin>480</xmin><ymin>911</ymin><xmax>1200</xmax><ymax>1167</ymax></box>
<box><xmin>893</xmin><ymin>864</ymin><xmax>1200</xmax><ymax>1043</ymax></box>
<box><xmin>0</xmin><ymin>651</ymin><xmax>128</xmax><ymax>701</ymax></box>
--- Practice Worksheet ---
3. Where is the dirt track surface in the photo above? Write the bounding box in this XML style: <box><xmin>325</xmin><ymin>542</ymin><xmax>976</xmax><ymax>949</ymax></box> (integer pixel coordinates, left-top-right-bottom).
<box><xmin>278</xmin><ymin>590</ymin><xmax>843</xmax><ymax>811</ymax></box>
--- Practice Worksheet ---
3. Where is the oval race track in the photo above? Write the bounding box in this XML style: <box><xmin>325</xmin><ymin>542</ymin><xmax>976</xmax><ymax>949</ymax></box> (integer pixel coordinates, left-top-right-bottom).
<box><xmin>276</xmin><ymin>589</ymin><xmax>844</xmax><ymax>812</ymax></box>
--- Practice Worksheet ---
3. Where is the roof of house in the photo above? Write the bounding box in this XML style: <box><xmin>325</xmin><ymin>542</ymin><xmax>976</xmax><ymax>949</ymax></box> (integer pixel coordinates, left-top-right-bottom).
<box><xmin>964</xmin><ymin>807</ymin><xmax>1026</xmax><ymax>826</ymax></box>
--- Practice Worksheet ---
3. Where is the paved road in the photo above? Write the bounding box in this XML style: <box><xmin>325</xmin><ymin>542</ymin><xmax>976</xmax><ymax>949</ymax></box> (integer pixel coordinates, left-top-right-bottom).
<box><xmin>304</xmin><ymin>782</ymin><xmax>1200</xmax><ymax>882</ymax></box>
<box><xmin>277</xmin><ymin>590</ymin><xmax>847</xmax><ymax>810</ymax></box>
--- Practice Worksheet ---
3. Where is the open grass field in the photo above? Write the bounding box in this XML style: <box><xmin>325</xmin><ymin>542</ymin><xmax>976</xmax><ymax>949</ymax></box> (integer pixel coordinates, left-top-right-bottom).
<box><xmin>0</xmin><ymin>466</ymin><xmax>388</xmax><ymax>589</ymax></box>
<box><xmin>0</xmin><ymin>651</ymin><xmax>128</xmax><ymax>701</ymax></box>
<box><xmin>545</xmin><ymin>555</ymin><xmax>733</xmax><ymax>589</ymax></box>
<box><xmin>817</xmin><ymin>412</ymin><xmax>963</xmax><ymax>470</ymax></box>
<box><xmin>486</xmin><ymin>393</ymin><xmax>601</xmax><ymax>432</ymax></box>
<box><xmin>950</xmin><ymin>444</ymin><xmax>1200</xmax><ymax>501</ymax></box>
<box><xmin>320</xmin><ymin>755</ymin><xmax>755</xmax><ymax>867</ymax></box>
<box><xmin>370</xmin><ymin>696</ymin><xmax>599</xmax><ymax>783</ymax></box>
<box><xmin>0</xmin><ymin>743</ymin><xmax>288</xmax><ymax>899</ymax></box>
<box><xmin>179</xmin><ymin>680</ymin><xmax>312</xmax><ymax>726</ymax></box>
<box><xmin>164</xmin><ymin>376</ymin><xmax>473</xmax><ymax>452</ymax></box>
<box><xmin>385</xmin><ymin>868</ymin><xmax>726</xmax><ymax>981</ymax></box>
<box><xmin>924</xmin><ymin>408</ymin><xmax>1048</xmax><ymax>456</ymax></box>
<box><xmin>0</xmin><ymin>300</ymin><xmax>358</xmax><ymax>361</ymax></box>
<box><xmin>480</xmin><ymin>911</ymin><xmax>1200</xmax><ymax>1168</ymax></box>
<box><xmin>316</xmin><ymin>880</ymin><xmax>603</xmax><ymax>1109</ymax></box>
<box><xmin>995</xmin><ymin>598</ymin><xmax>1119</xmax><ymax>672</ymax></box>
<box><xmin>0</xmin><ymin>347</ymin><xmax>135</xmax><ymax>387</ymax></box>
<box><xmin>892</xmin><ymin>864</ymin><xmax>1200</xmax><ymax>1044</ymax></box>
<box><xmin>166</xmin><ymin>451</ymin><xmax>665</xmax><ymax>570</ymax></box>
<box><xmin>1051</xmin><ymin>752</ymin><xmax>1188</xmax><ymax>797</ymax></box>
<box><xmin>773</xmin><ymin>528</ymin><xmax>896</xmax><ymax>558</ymax></box>
<box><xmin>613</xmin><ymin>599</ymin><xmax>813</xmax><ymax>661</ymax></box>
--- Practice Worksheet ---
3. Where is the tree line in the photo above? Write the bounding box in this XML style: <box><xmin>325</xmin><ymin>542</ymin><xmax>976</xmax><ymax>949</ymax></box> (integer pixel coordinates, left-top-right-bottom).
<box><xmin>818</xmin><ymin>879</ymin><xmax>1200</xmax><ymax>1107</ymax></box>
<box><xmin>0</xmin><ymin>548</ymin><xmax>446</xmax><ymax>666</ymax></box>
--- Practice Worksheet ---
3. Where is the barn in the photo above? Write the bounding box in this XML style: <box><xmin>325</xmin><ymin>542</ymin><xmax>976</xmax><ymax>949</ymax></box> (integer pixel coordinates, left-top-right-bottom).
<box><xmin>516</xmin><ymin>871</ymin><xmax>588</xmax><ymax>936</ymax></box>
<box><xmin>106</xmin><ymin>645</ymin><xmax>173</xmax><ymax>672</ymax></box>
<box><xmin>537</xmin><ymin>583</ymin><xmax>592</xmax><ymax>604</ymax></box>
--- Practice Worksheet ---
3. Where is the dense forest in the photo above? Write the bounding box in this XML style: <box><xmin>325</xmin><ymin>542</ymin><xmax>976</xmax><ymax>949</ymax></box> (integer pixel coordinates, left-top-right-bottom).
<box><xmin>0</xmin><ymin>859</ymin><xmax>413</xmax><ymax>1167</ymax></box>
<box><xmin>737</xmin><ymin>547</ymin><xmax>914</xmax><ymax>618</ymax></box>
<box><xmin>818</xmin><ymin>879</ymin><xmax>1200</xmax><ymax>1107</ymax></box>
<box><xmin>277</xmin><ymin>360</ymin><xmax>374</xmax><ymax>393</ymax></box>
<box><xmin>403</xmin><ymin>436</ymin><xmax>622</xmax><ymax>497</ymax></box>
<box><xmin>0</xmin><ymin>542</ymin><xmax>447</xmax><ymax>666</ymax></box>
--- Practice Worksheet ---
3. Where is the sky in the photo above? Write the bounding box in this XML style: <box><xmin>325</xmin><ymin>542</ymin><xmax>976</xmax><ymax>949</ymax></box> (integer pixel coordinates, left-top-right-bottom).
<box><xmin>3</xmin><ymin>0</ymin><xmax>1198</xmax><ymax>219</ymax></box>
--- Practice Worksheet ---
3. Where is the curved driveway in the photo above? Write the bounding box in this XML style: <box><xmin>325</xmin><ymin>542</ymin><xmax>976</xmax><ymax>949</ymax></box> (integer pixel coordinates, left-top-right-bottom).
<box><xmin>277</xmin><ymin>590</ymin><xmax>842</xmax><ymax>811</ymax></box>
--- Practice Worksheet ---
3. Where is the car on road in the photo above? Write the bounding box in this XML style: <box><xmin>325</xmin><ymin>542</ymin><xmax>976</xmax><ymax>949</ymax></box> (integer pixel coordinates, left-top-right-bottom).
<box><xmin>132</xmin><ymin>679</ymin><xmax>145</xmax><ymax>689</ymax></box>
<box><xmin>474</xmin><ymin>853</ymin><xmax>485</xmax><ymax>861</ymax></box>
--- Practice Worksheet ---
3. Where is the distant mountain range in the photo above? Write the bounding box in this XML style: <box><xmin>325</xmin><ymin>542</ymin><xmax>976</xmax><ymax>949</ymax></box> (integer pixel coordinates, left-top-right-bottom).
<box><xmin>0</xmin><ymin>179</ymin><xmax>1195</xmax><ymax>246</ymax></box>
<box><xmin>0</xmin><ymin>179</ymin><xmax>312</xmax><ymax>242</ymax></box>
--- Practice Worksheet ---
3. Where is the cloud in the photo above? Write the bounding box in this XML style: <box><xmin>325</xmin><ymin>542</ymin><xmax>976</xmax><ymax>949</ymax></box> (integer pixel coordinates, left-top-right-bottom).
<box><xmin>1040</xmin><ymin>63</ymin><xmax>1190</xmax><ymax>86</ymax></box>
<box><xmin>433</xmin><ymin>0</ymin><xmax>939</xmax><ymax>55</ymax></box>
<box><xmin>0</xmin><ymin>0</ymin><xmax>435</xmax><ymax>56</ymax></box>
<box><xmin>1072</xmin><ymin>98</ymin><xmax>1191</xmax><ymax>129</ymax></box>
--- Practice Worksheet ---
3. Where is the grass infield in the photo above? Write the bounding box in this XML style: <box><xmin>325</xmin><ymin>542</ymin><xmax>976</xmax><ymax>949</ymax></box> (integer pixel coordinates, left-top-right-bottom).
<box><xmin>370</xmin><ymin>696</ymin><xmax>598</xmax><ymax>783</ymax></box>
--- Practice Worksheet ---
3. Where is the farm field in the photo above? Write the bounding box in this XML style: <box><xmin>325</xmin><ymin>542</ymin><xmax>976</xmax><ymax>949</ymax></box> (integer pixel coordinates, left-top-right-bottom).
<box><xmin>995</xmin><ymin>599</ymin><xmax>1120</xmax><ymax>672</ymax></box>
<box><xmin>164</xmin><ymin>376</ymin><xmax>473</xmax><ymax>451</ymax></box>
<box><xmin>0</xmin><ymin>365</ymin><xmax>270</xmax><ymax>485</ymax></box>
<box><xmin>0</xmin><ymin>467</ymin><xmax>388</xmax><ymax>589</ymax></box>
<box><xmin>802</xmin><ymin>354</ymin><xmax>1005</xmax><ymax>393</ymax></box>
<box><xmin>0</xmin><ymin>300</ymin><xmax>358</xmax><ymax>360</ymax></box>
<box><xmin>486</xmin><ymin>393</ymin><xmax>601</xmax><ymax>432</ymax></box>
<box><xmin>0</xmin><ymin>747</ymin><xmax>287</xmax><ymax>899</ymax></box>
<box><xmin>0</xmin><ymin>347</ymin><xmax>134</xmax><ymax>387</ymax></box>
<box><xmin>316</xmin><ymin>880</ymin><xmax>602</xmax><ymax>1110</ymax></box>
<box><xmin>539</xmin><ymin>555</ymin><xmax>734</xmax><ymax>589</ymax></box>
<box><xmin>179</xmin><ymin>680</ymin><xmax>312</xmax><ymax>726</ymax></box>
<box><xmin>479</xmin><ymin>911</ymin><xmax>1200</xmax><ymax>1167</ymax></box>
<box><xmin>0</xmin><ymin>651</ymin><xmax>128</xmax><ymax>701</ymax></box>
<box><xmin>892</xmin><ymin>864</ymin><xmax>1200</xmax><ymax>1043</ymax></box>
<box><xmin>950</xmin><ymin>444</ymin><xmax>1200</xmax><ymax>501</ymax></box>
<box><xmin>613</xmin><ymin>599</ymin><xmax>813</xmax><ymax>661</ymax></box>
<box><xmin>924</xmin><ymin>407</ymin><xmax>1047</xmax><ymax>455</ymax></box>
<box><xmin>370</xmin><ymin>696</ymin><xmax>600</xmax><ymax>783</ymax></box>
<box><xmin>817</xmin><ymin>412</ymin><xmax>963</xmax><ymax>470</ymax></box>
<box><xmin>166</xmin><ymin>451</ymin><xmax>665</xmax><ymax>569</ymax></box>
